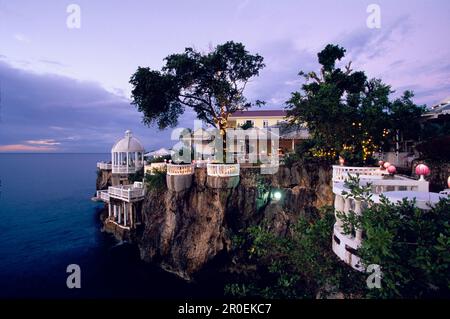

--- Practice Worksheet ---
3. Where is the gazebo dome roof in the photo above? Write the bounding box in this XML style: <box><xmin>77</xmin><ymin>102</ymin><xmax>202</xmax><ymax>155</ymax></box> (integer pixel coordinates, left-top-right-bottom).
<box><xmin>111</xmin><ymin>130</ymin><xmax>144</xmax><ymax>153</ymax></box>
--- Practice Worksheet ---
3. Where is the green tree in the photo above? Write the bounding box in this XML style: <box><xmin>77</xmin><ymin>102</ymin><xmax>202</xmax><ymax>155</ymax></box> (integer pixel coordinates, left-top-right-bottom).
<box><xmin>130</xmin><ymin>41</ymin><xmax>265</xmax><ymax>137</ymax></box>
<box><xmin>287</xmin><ymin>44</ymin><xmax>424</xmax><ymax>165</ymax></box>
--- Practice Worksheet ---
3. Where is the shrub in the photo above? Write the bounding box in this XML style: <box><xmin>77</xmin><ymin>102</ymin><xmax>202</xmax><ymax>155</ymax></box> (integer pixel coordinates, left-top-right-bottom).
<box><xmin>144</xmin><ymin>170</ymin><xmax>167</xmax><ymax>191</ymax></box>
<box><xmin>338</xmin><ymin>175</ymin><xmax>450</xmax><ymax>298</ymax></box>
<box><xmin>225</xmin><ymin>207</ymin><xmax>365</xmax><ymax>298</ymax></box>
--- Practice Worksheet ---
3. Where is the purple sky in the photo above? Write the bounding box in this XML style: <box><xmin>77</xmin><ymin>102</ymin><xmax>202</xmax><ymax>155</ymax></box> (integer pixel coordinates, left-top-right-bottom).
<box><xmin>0</xmin><ymin>0</ymin><xmax>449</xmax><ymax>152</ymax></box>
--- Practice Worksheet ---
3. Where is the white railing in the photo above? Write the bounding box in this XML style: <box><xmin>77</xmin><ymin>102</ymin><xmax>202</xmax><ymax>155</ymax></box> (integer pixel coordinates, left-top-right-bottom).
<box><xmin>332</xmin><ymin>165</ymin><xmax>430</xmax><ymax>271</ymax></box>
<box><xmin>97</xmin><ymin>162</ymin><xmax>112</xmax><ymax>170</ymax></box>
<box><xmin>112</xmin><ymin>163</ymin><xmax>143</xmax><ymax>174</ymax></box>
<box><xmin>366</xmin><ymin>177</ymin><xmax>429</xmax><ymax>194</ymax></box>
<box><xmin>332</xmin><ymin>165</ymin><xmax>387</xmax><ymax>182</ymax></box>
<box><xmin>108</xmin><ymin>185</ymin><xmax>145</xmax><ymax>202</ymax></box>
<box><xmin>96</xmin><ymin>190</ymin><xmax>110</xmax><ymax>202</ymax></box>
<box><xmin>166</xmin><ymin>164</ymin><xmax>195</xmax><ymax>176</ymax></box>
<box><xmin>207</xmin><ymin>163</ymin><xmax>240</xmax><ymax>177</ymax></box>
<box><xmin>333</xmin><ymin>175</ymin><xmax>429</xmax><ymax>196</ymax></box>
<box><xmin>144</xmin><ymin>162</ymin><xmax>167</xmax><ymax>175</ymax></box>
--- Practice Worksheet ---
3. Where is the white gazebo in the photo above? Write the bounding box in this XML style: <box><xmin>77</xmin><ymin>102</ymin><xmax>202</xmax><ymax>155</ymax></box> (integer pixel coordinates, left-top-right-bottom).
<box><xmin>111</xmin><ymin>130</ymin><xmax>145</xmax><ymax>174</ymax></box>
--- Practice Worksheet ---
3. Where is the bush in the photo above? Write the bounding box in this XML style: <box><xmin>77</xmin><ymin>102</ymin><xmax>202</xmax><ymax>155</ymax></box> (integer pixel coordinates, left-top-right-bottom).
<box><xmin>338</xmin><ymin>176</ymin><xmax>450</xmax><ymax>298</ymax></box>
<box><xmin>225</xmin><ymin>207</ymin><xmax>365</xmax><ymax>298</ymax></box>
<box><xmin>144</xmin><ymin>170</ymin><xmax>167</xmax><ymax>191</ymax></box>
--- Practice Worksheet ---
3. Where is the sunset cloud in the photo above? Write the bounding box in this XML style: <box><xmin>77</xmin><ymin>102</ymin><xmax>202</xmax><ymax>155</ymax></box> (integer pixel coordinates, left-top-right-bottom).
<box><xmin>0</xmin><ymin>144</ymin><xmax>57</xmax><ymax>152</ymax></box>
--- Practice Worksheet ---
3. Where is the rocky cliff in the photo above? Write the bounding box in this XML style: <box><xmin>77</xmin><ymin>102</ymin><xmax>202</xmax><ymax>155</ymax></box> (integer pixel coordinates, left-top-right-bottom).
<box><xmin>136</xmin><ymin>163</ymin><xmax>333</xmax><ymax>280</ymax></box>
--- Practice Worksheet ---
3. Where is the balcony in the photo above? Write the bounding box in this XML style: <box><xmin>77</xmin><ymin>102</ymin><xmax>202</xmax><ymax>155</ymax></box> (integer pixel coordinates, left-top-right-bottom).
<box><xmin>112</xmin><ymin>163</ymin><xmax>143</xmax><ymax>174</ymax></box>
<box><xmin>207</xmin><ymin>163</ymin><xmax>240</xmax><ymax>177</ymax></box>
<box><xmin>166</xmin><ymin>164</ymin><xmax>195</xmax><ymax>176</ymax></box>
<box><xmin>332</xmin><ymin>165</ymin><xmax>387</xmax><ymax>182</ymax></box>
<box><xmin>97</xmin><ymin>162</ymin><xmax>112</xmax><ymax>170</ymax></box>
<box><xmin>108</xmin><ymin>182</ymin><xmax>145</xmax><ymax>202</ymax></box>
<box><xmin>96</xmin><ymin>190</ymin><xmax>110</xmax><ymax>202</ymax></box>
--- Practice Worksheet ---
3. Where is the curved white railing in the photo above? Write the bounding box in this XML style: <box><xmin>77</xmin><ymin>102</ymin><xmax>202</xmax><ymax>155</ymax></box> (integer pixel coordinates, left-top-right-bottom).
<box><xmin>332</xmin><ymin>165</ymin><xmax>387</xmax><ymax>182</ymax></box>
<box><xmin>97</xmin><ymin>162</ymin><xmax>112</xmax><ymax>170</ymax></box>
<box><xmin>166</xmin><ymin>164</ymin><xmax>195</xmax><ymax>176</ymax></box>
<box><xmin>207</xmin><ymin>163</ymin><xmax>240</xmax><ymax>177</ymax></box>
<box><xmin>112</xmin><ymin>163</ymin><xmax>143</xmax><ymax>174</ymax></box>
<box><xmin>332</xmin><ymin>165</ymin><xmax>431</xmax><ymax>272</ymax></box>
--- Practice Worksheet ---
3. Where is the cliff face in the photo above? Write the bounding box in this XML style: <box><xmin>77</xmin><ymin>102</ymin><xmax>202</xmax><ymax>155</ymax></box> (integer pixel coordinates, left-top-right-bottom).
<box><xmin>96</xmin><ymin>169</ymin><xmax>112</xmax><ymax>190</ymax></box>
<box><xmin>137</xmin><ymin>163</ymin><xmax>333</xmax><ymax>280</ymax></box>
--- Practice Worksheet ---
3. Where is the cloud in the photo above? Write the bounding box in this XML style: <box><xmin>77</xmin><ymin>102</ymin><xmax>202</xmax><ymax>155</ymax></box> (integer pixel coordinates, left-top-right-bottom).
<box><xmin>247</xmin><ymin>39</ymin><xmax>317</xmax><ymax>108</ymax></box>
<box><xmin>13</xmin><ymin>33</ymin><xmax>30</xmax><ymax>43</ymax></box>
<box><xmin>337</xmin><ymin>15</ymin><xmax>413</xmax><ymax>63</ymax></box>
<box><xmin>0</xmin><ymin>60</ymin><xmax>185</xmax><ymax>152</ymax></box>
<box><xmin>38</xmin><ymin>59</ymin><xmax>67</xmax><ymax>67</ymax></box>
<box><xmin>0</xmin><ymin>144</ymin><xmax>57</xmax><ymax>152</ymax></box>
<box><xmin>26</xmin><ymin>139</ymin><xmax>61</xmax><ymax>146</ymax></box>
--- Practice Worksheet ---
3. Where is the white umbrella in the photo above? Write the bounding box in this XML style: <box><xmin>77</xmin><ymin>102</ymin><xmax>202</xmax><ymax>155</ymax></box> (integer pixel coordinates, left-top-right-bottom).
<box><xmin>144</xmin><ymin>148</ymin><xmax>172</xmax><ymax>158</ymax></box>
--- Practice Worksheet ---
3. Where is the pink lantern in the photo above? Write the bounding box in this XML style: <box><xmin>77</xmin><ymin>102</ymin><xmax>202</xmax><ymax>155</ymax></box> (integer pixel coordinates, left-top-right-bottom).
<box><xmin>383</xmin><ymin>162</ymin><xmax>391</xmax><ymax>169</ymax></box>
<box><xmin>415</xmin><ymin>164</ymin><xmax>430</xmax><ymax>181</ymax></box>
<box><xmin>387</xmin><ymin>165</ymin><xmax>397</xmax><ymax>174</ymax></box>
<box><xmin>378</xmin><ymin>160</ymin><xmax>384</xmax><ymax>168</ymax></box>
<box><xmin>448</xmin><ymin>176</ymin><xmax>450</xmax><ymax>189</ymax></box>
<box><xmin>339</xmin><ymin>156</ymin><xmax>345</xmax><ymax>166</ymax></box>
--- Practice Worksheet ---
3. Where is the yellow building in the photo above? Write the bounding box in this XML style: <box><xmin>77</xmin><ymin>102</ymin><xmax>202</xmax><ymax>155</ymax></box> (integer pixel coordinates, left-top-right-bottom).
<box><xmin>227</xmin><ymin>110</ymin><xmax>287</xmax><ymax>128</ymax></box>
<box><xmin>227</xmin><ymin>110</ymin><xmax>309</xmax><ymax>158</ymax></box>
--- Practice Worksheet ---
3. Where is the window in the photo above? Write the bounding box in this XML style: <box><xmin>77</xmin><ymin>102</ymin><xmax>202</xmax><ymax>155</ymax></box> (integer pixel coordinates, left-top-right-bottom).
<box><xmin>263</xmin><ymin>120</ymin><xmax>269</xmax><ymax>128</ymax></box>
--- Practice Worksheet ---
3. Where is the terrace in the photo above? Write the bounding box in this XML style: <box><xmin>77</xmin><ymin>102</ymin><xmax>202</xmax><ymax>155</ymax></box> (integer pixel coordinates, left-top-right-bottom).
<box><xmin>97</xmin><ymin>162</ymin><xmax>112</xmax><ymax>170</ymax></box>
<box><xmin>206</xmin><ymin>163</ymin><xmax>240</xmax><ymax>177</ymax></box>
<box><xmin>331</xmin><ymin>164</ymin><xmax>445</xmax><ymax>271</ymax></box>
<box><xmin>166</xmin><ymin>164</ymin><xmax>195</xmax><ymax>176</ymax></box>
<box><xmin>108</xmin><ymin>182</ymin><xmax>145</xmax><ymax>202</ymax></box>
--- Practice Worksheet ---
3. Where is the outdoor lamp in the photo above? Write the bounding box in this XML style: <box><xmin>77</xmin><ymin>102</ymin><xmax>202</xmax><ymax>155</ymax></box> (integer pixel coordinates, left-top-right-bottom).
<box><xmin>415</xmin><ymin>164</ymin><xmax>430</xmax><ymax>181</ymax></box>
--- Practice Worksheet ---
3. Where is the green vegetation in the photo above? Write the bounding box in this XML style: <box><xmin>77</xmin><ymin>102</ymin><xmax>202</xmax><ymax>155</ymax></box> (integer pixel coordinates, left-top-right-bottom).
<box><xmin>144</xmin><ymin>170</ymin><xmax>167</xmax><ymax>191</ymax></box>
<box><xmin>130</xmin><ymin>41</ymin><xmax>265</xmax><ymax>136</ymax></box>
<box><xmin>226</xmin><ymin>207</ymin><xmax>365</xmax><ymax>298</ymax></box>
<box><xmin>338</xmin><ymin>176</ymin><xmax>450</xmax><ymax>298</ymax></box>
<box><xmin>287</xmin><ymin>44</ymin><xmax>425</xmax><ymax>166</ymax></box>
<box><xmin>227</xmin><ymin>175</ymin><xmax>450</xmax><ymax>299</ymax></box>
<box><xmin>130</xmin><ymin>168</ymin><xmax>144</xmax><ymax>183</ymax></box>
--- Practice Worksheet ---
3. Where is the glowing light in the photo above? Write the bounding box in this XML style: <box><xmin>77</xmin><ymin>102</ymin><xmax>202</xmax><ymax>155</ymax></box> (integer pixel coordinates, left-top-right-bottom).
<box><xmin>273</xmin><ymin>191</ymin><xmax>282</xmax><ymax>201</ymax></box>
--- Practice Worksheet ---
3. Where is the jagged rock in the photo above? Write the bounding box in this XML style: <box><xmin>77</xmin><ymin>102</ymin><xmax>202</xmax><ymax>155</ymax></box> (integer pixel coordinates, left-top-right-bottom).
<box><xmin>134</xmin><ymin>163</ymin><xmax>333</xmax><ymax>281</ymax></box>
<box><xmin>96</xmin><ymin>169</ymin><xmax>112</xmax><ymax>190</ymax></box>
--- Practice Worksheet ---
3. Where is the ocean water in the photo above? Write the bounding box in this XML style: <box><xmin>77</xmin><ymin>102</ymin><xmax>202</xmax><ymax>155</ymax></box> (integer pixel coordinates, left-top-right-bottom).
<box><xmin>0</xmin><ymin>153</ymin><xmax>221</xmax><ymax>299</ymax></box>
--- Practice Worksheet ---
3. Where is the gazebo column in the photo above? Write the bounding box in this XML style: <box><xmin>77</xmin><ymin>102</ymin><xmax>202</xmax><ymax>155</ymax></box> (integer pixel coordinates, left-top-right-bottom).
<box><xmin>108</xmin><ymin>203</ymin><xmax>112</xmax><ymax>218</ymax></box>
<box><xmin>123</xmin><ymin>202</ymin><xmax>127</xmax><ymax>226</ymax></box>
<box><xmin>130</xmin><ymin>204</ymin><xmax>133</xmax><ymax>228</ymax></box>
<box><xmin>118</xmin><ymin>204</ymin><xmax>122</xmax><ymax>224</ymax></box>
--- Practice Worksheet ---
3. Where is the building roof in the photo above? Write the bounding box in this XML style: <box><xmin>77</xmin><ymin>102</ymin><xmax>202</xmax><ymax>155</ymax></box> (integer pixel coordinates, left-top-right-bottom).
<box><xmin>145</xmin><ymin>148</ymin><xmax>172</xmax><ymax>157</ymax></box>
<box><xmin>229</xmin><ymin>110</ymin><xmax>287</xmax><ymax>118</ymax></box>
<box><xmin>112</xmin><ymin>130</ymin><xmax>145</xmax><ymax>153</ymax></box>
<box><xmin>423</xmin><ymin>100</ymin><xmax>450</xmax><ymax>119</ymax></box>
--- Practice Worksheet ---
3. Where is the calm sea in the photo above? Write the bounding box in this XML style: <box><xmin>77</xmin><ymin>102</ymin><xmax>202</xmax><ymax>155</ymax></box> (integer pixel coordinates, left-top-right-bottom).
<box><xmin>0</xmin><ymin>153</ymin><xmax>221</xmax><ymax>299</ymax></box>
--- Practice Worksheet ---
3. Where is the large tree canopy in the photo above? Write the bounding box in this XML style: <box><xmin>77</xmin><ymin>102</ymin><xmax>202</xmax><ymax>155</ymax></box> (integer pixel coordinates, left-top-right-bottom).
<box><xmin>287</xmin><ymin>44</ymin><xmax>425</xmax><ymax>165</ymax></box>
<box><xmin>130</xmin><ymin>41</ymin><xmax>265</xmax><ymax>132</ymax></box>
